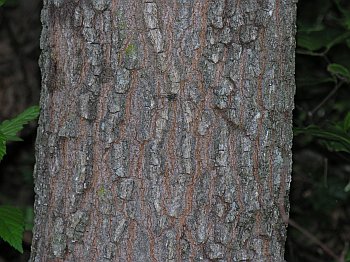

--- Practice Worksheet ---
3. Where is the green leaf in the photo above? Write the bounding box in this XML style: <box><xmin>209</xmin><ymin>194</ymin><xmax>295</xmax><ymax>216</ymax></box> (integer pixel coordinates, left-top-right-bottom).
<box><xmin>344</xmin><ymin>112</ymin><xmax>350</xmax><ymax>132</ymax></box>
<box><xmin>320</xmin><ymin>140</ymin><xmax>350</xmax><ymax>153</ymax></box>
<box><xmin>0</xmin><ymin>131</ymin><xmax>6</xmax><ymax>162</ymax></box>
<box><xmin>0</xmin><ymin>105</ymin><xmax>40</xmax><ymax>142</ymax></box>
<box><xmin>297</xmin><ymin>32</ymin><xmax>325</xmax><ymax>51</ymax></box>
<box><xmin>294</xmin><ymin>125</ymin><xmax>350</xmax><ymax>153</ymax></box>
<box><xmin>297</xmin><ymin>0</ymin><xmax>331</xmax><ymax>33</ymax></box>
<box><xmin>345</xmin><ymin>246</ymin><xmax>350</xmax><ymax>262</ymax></box>
<box><xmin>345</xmin><ymin>181</ymin><xmax>350</xmax><ymax>193</ymax></box>
<box><xmin>297</xmin><ymin>29</ymin><xmax>350</xmax><ymax>52</ymax></box>
<box><xmin>334</xmin><ymin>0</ymin><xmax>350</xmax><ymax>30</ymax></box>
<box><xmin>327</xmin><ymin>63</ymin><xmax>350</xmax><ymax>80</ymax></box>
<box><xmin>296</xmin><ymin>76</ymin><xmax>334</xmax><ymax>87</ymax></box>
<box><xmin>24</xmin><ymin>207</ymin><xmax>34</xmax><ymax>231</ymax></box>
<box><xmin>0</xmin><ymin>206</ymin><xmax>24</xmax><ymax>253</ymax></box>
<box><xmin>0</xmin><ymin>0</ymin><xmax>19</xmax><ymax>6</ymax></box>
<box><xmin>325</xmin><ymin>31</ymin><xmax>350</xmax><ymax>50</ymax></box>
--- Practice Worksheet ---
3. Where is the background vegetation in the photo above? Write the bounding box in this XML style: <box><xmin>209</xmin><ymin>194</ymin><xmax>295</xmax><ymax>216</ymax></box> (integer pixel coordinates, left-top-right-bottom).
<box><xmin>288</xmin><ymin>0</ymin><xmax>350</xmax><ymax>261</ymax></box>
<box><xmin>0</xmin><ymin>0</ymin><xmax>349</xmax><ymax>261</ymax></box>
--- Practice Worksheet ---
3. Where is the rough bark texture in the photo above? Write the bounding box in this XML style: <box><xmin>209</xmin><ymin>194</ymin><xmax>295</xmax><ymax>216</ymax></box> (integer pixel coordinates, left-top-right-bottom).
<box><xmin>31</xmin><ymin>0</ymin><xmax>297</xmax><ymax>261</ymax></box>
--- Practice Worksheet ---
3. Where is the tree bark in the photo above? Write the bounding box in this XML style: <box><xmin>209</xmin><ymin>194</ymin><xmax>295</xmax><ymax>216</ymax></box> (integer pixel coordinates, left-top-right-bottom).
<box><xmin>31</xmin><ymin>0</ymin><xmax>297</xmax><ymax>261</ymax></box>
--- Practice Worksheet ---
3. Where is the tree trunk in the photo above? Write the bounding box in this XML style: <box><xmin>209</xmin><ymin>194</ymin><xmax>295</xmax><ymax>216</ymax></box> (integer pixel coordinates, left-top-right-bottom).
<box><xmin>31</xmin><ymin>0</ymin><xmax>297</xmax><ymax>261</ymax></box>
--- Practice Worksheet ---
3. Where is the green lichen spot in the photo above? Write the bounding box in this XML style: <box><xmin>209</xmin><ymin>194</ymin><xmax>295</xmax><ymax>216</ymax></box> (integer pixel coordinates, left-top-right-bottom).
<box><xmin>119</xmin><ymin>21</ymin><xmax>127</xmax><ymax>30</ymax></box>
<box><xmin>97</xmin><ymin>187</ymin><xmax>106</xmax><ymax>197</ymax></box>
<box><xmin>125</xmin><ymin>44</ymin><xmax>136</xmax><ymax>56</ymax></box>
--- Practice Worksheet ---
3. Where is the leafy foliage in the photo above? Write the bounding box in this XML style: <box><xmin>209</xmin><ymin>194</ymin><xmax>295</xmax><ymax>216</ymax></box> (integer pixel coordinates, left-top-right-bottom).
<box><xmin>295</xmin><ymin>113</ymin><xmax>350</xmax><ymax>154</ymax></box>
<box><xmin>0</xmin><ymin>132</ymin><xmax>6</xmax><ymax>163</ymax></box>
<box><xmin>290</xmin><ymin>0</ymin><xmax>350</xmax><ymax>261</ymax></box>
<box><xmin>0</xmin><ymin>206</ymin><xmax>24</xmax><ymax>253</ymax></box>
<box><xmin>327</xmin><ymin>63</ymin><xmax>350</xmax><ymax>81</ymax></box>
<box><xmin>0</xmin><ymin>0</ymin><xmax>18</xmax><ymax>7</ymax></box>
<box><xmin>0</xmin><ymin>105</ymin><xmax>40</xmax><ymax>161</ymax></box>
<box><xmin>0</xmin><ymin>106</ymin><xmax>39</xmax><ymax>253</ymax></box>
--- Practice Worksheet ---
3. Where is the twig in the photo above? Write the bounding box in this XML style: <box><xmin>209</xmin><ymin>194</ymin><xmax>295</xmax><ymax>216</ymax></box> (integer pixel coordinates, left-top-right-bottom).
<box><xmin>323</xmin><ymin>157</ymin><xmax>328</xmax><ymax>188</ymax></box>
<box><xmin>288</xmin><ymin>218</ymin><xmax>343</xmax><ymax>262</ymax></box>
<box><xmin>340</xmin><ymin>242</ymin><xmax>348</xmax><ymax>262</ymax></box>
<box><xmin>296</xmin><ymin>49</ymin><xmax>326</xmax><ymax>57</ymax></box>
<box><xmin>309</xmin><ymin>81</ymin><xmax>343</xmax><ymax>117</ymax></box>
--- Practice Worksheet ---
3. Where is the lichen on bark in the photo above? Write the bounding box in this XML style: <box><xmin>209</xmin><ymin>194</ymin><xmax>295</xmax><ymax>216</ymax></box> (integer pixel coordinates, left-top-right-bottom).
<box><xmin>31</xmin><ymin>0</ymin><xmax>297</xmax><ymax>261</ymax></box>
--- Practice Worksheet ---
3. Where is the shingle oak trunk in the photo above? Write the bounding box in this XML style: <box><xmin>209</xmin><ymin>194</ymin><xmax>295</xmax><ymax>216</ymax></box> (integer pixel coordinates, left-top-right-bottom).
<box><xmin>31</xmin><ymin>0</ymin><xmax>297</xmax><ymax>261</ymax></box>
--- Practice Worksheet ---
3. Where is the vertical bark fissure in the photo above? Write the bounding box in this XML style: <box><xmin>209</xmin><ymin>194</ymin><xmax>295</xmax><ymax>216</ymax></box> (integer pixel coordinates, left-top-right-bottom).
<box><xmin>32</xmin><ymin>0</ymin><xmax>297</xmax><ymax>261</ymax></box>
